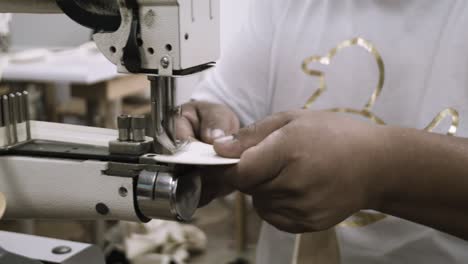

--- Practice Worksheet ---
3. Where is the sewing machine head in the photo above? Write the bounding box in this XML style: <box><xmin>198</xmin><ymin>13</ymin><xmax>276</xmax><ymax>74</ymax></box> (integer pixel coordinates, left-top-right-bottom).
<box><xmin>57</xmin><ymin>0</ymin><xmax>220</xmax><ymax>76</ymax></box>
<box><xmin>59</xmin><ymin>0</ymin><xmax>220</xmax><ymax>154</ymax></box>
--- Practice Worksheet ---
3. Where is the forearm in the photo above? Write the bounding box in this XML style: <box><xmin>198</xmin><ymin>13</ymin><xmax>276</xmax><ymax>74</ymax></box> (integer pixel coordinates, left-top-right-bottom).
<box><xmin>376</xmin><ymin>126</ymin><xmax>468</xmax><ymax>239</ymax></box>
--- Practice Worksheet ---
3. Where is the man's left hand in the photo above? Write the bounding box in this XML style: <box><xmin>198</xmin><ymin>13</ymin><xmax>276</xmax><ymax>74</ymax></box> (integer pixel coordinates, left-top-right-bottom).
<box><xmin>212</xmin><ymin>110</ymin><xmax>388</xmax><ymax>233</ymax></box>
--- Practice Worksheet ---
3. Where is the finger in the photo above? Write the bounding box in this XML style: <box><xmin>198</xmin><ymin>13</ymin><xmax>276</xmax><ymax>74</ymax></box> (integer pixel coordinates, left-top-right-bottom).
<box><xmin>214</xmin><ymin>111</ymin><xmax>296</xmax><ymax>158</ymax></box>
<box><xmin>176</xmin><ymin>103</ymin><xmax>199</xmax><ymax>140</ymax></box>
<box><xmin>198</xmin><ymin>166</ymin><xmax>235</xmax><ymax>207</ymax></box>
<box><xmin>197</xmin><ymin>102</ymin><xmax>239</xmax><ymax>144</ymax></box>
<box><xmin>175</xmin><ymin>115</ymin><xmax>196</xmax><ymax>141</ymax></box>
<box><xmin>219</xmin><ymin>127</ymin><xmax>289</xmax><ymax>192</ymax></box>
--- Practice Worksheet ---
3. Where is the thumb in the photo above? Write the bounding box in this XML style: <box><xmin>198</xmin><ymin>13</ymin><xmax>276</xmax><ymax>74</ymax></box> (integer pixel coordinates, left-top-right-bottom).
<box><xmin>216</xmin><ymin>126</ymin><xmax>290</xmax><ymax>192</ymax></box>
<box><xmin>214</xmin><ymin>112</ymin><xmax>295</xmax><ymax>158</ymax></box>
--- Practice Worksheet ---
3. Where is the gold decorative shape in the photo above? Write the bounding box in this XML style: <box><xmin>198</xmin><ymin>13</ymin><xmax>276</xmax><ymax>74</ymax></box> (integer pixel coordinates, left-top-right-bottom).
<box><xmin>301</xmin><ymin>37</ymin><xmax>460</xmax><ymax>227</ymax></box>
<box><xmin>302</xmin><ymin>38</ymin><xmax>385</xmax><ymax>116</ymax></box>
<box><xmin>340</xmin><ymin>211</ymin><xmax>388</xmax><ymax>228</ymax></box>
<box><xmin>424</xmin><ymin>108</ymin><xmax>459</xmax><ymax>136</ymax></box>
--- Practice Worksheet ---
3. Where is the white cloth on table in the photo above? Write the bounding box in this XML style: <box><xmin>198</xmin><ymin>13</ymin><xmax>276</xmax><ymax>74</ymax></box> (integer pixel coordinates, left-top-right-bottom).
<box><xmin>106</xmin><ymin>220</ymin><xmax>207</xmax><ymax>264</ymax></box>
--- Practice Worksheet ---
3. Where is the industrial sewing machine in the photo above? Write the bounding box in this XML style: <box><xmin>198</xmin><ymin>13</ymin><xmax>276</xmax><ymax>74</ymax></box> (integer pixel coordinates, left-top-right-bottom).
<box><xmin>0</xmin><ymin>0</ymin><xmax>219</xmax><ymax>229</ymax></box>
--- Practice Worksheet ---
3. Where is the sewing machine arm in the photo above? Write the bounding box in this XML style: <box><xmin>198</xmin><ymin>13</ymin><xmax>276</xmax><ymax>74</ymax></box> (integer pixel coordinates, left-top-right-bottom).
<box><xmin>0</xmin><ymin>121</ymin><xmax>201</xmax><ymax>222</ymax></box>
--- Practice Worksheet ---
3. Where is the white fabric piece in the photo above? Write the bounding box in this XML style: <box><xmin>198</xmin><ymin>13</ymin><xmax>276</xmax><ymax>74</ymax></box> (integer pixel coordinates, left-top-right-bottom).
<box><xmin>0</xmin><ymin>14</ymin><xmax>11</xmax><ymax>35</ymax></box>
<box><xmin>133</xmin><ymin>254</ymin><xmax>172</xmax><ymax>264</ymax></box>
<box><xmin>109</xmin><ymin>221</ymin><xmax>207</xmax><ymax>264</ymax></box>
<box><xmin>3</xmin><ymin>42</ymin><xmax>119</xmax><ymax>84</ymax></box>
<box><xmin>192</xmin><ymin>0</ymin><xmax>468</xmax><ymax>263</ymax></box>
<box><xmin>31</xmin><ymin>121</ymin><xmax>116</xmax><ymax>147</ymax></box>
<box><xmin>0</xmin><ymin>41</ymin><xmax>104</xmax><ymax>83</ymax></box>
<box><xmin>153</xmin><ymin>141</ymin><xmax>239</xmax><ymax>165</ymax></box>
<box><xmin>9</xmin><ymin>48</ymin><xmax>50</xmax><ymax>63</ymax></box>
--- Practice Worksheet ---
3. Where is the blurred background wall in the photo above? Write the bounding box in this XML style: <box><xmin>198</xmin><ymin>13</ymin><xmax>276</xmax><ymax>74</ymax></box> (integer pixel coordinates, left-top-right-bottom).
<box><xmin>8</xmin><ymin>0</ymin><xmax>250</xmax><ymax>104</ymax></box>
<box><xmin>10</xmin><ymin>14</ymin><xmax>92</xmax><ymax>50</ymax></box>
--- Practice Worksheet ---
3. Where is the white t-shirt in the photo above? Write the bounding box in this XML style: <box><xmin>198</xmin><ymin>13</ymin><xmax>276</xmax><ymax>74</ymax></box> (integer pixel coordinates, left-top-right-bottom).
<box><xmin>192</xmin><ymin>0</ymin><xmax>468</xmax><ymax>263</ymax></box>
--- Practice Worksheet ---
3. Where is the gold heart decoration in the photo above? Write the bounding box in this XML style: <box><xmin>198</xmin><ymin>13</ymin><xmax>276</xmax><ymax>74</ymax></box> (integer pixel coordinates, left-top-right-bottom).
<box><xmin>301</xmin><ymin>37</ymin><xmax>459</xmax><ymax>135</ymax></box>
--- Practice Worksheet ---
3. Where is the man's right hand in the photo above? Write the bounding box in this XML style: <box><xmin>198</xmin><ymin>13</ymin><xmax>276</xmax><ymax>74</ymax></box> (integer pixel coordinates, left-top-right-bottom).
<box><xmin>175</xmin><ymin>101</ymin><xmax>240</xmax><ymax>206</ymax></box>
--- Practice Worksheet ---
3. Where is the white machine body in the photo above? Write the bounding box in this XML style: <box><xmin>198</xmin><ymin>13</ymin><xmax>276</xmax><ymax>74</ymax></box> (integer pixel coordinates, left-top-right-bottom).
<box><xmin>0</xmin><ymin>121</ymin><xmax>140</xmax><ymax>221</ymax></box>
<box><xmin>0</xmin><ymin>157</ymin><xmax>138</xmax><ymax>221</ymax></box>
<box><xmin>0</xmin><ymin>0</ymin><xmax>213</xmax><ymax>224</ymax></box>
<box><xmin>94</xmin><ymin>0</ymin><xmax>220</xmax><ymax>75</ymax></box>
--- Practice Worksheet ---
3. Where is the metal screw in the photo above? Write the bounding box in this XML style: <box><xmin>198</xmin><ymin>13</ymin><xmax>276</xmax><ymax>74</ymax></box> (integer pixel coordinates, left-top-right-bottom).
<box><xmin>95</xmin><ymin>203</ymin><xmax>110</xmax><ymax>215</ymax></box>
<box><xmin>131</xmin><ymin>115</ymin><xmax>146</xmax><ymax>142</ymax></box>
<box><xmin>119</xmin><ymin>187</ymin><xmax>128</xmax><ymax>197</ymax></box>
<box><xmin>117</xmin><ymin>115</ymin><xmax>131</xmax><ymax>141</ymax></box>
<box><xmin>131</xmin><ymin>115</ymin><xmax>146</xmax><ymax>130</ymax></box>
<box><xmin>160</xmin><ymin>56</ymin><xmax>170</xmax><ymax>68</ymax></box>
<box><xmin>52</xmin><ymin>246</ymin><xmax>72</xmax><ymax>255</ymax></box>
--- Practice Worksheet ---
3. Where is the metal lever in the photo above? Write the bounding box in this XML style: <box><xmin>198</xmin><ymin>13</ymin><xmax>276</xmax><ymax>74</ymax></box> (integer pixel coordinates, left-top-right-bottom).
<box><xmin>149</xmin><ymin>76</ymin><xmax>186</xmax><ymax>154</ymax></box>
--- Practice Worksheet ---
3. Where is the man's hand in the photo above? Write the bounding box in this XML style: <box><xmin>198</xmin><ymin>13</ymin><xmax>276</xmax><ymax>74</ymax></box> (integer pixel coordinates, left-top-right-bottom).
<box><xmin>175</xmin><ymin>101</ymin><xmax>240</xmax><ymax>206</ymax></box>
<box><xmin>176</xmin><ymin>101</ymin><xmax>240</xmax><ymax>144</ymax></box>
<box><xmin>213</xmin><ymin>110</ymin><xmax>387</xmax><ymax>233</ymax></box>
<box><xmin>212</xmin><ymin>109</ymin><xmax>468</xmax><ymax>240</ymax></box>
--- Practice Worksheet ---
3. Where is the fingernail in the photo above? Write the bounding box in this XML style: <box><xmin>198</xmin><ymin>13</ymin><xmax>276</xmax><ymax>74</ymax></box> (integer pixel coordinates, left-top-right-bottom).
<box><xmin>215</xmin><ymin>135</ymin><xmax>235</xmax><ymax>144</ymax></box>
<box><xmin>211</xmin><ymin>129</ymin><xmax>225</xmax><ymax>139</ymax></box>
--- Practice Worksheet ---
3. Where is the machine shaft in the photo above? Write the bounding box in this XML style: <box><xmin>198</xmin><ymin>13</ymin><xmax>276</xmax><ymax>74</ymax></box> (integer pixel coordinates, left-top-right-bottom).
<box><xmin>149</xmin><ymin>76</ymin><xmax>179</xmax><ymax>154</ymax></box>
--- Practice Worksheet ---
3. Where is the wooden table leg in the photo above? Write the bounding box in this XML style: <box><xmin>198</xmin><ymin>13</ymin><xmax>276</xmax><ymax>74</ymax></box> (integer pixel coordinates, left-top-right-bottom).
<box><xmin>19</xmin><ymin>220</ymin><xmax>35</xmax><ymax>235</ymax></box>
<box><xmin>44</xmin><ymin>83</ymin><xmax>58</xmax><ymax>122</ymax></box>
<box><xmin>235</xmin><ymin>192</ymin><xmax>248</xmax><ymax>254</ymax></box>
<box><xmin>85</xmin><ymin>98</ymin><xmax>121</xmax><ymax>128</ymax></box>
<box><xmin>94</xmin><ymin>220</ymin><xmax>107</xmax><ymax>248</ymax></box>
<box><xmin>104</xmin><ymin>99</ymin><xmax>122</xmax><ymax>129</ymax></box>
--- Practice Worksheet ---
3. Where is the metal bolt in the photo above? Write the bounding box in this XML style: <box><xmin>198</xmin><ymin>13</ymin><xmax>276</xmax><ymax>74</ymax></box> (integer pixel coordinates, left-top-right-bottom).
<box><xmin>119</xmin><ymin>187</ymin><xmax>128</xmax><ymax>197</ymax></box>
<box><xmin>160</xmin><ymin>56</ymin><xmax>170</xmax><ymax>68</ymax></box>
<box><xmin>131</xmin><ymin>115</ymin><xmax>146</xmax><ymax>129</ymax></box>
<box><xmin>52</xmin><ymin>246</ymin><xmax>72</xmax><ymax>255</ymax></box>
<box><xmin>131</xmin><ymin>115</ymin><xmax>146</xmax><ymax>142</ymax></box>
<box><xmin>117</xmin><ymin>115</ymin><xmax>131</xmax><ymax>141</ymax></box>
<box><xmin>117</xmin><ymin>115</ymin><xmax>131</xmax><ymax>128</ymax></box>
<box><xmin>95</xmin><ymin>203</ymin><xmax>110</xmax><ymax>215</ymax></box>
